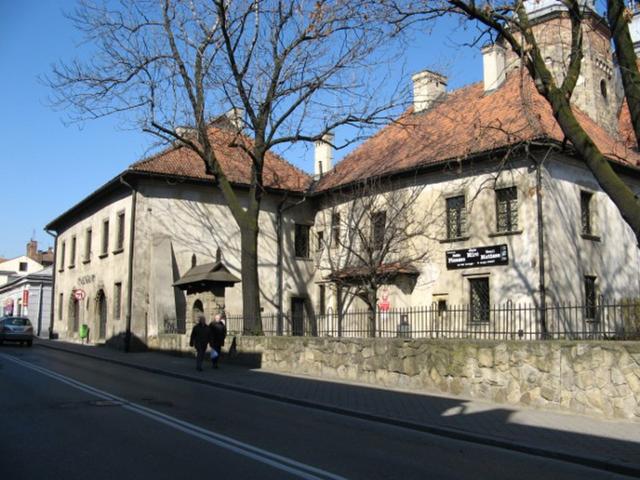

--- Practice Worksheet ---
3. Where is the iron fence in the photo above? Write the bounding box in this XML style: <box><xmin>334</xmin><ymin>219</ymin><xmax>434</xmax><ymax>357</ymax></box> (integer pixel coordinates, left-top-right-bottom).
<box><xmin>225</xmin><ymin>298</ymin><xmax>640</xmax><ymax>340</ymax></box>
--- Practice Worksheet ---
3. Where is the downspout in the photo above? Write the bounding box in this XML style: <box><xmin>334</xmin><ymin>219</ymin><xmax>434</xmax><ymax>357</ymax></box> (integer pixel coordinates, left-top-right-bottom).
<box><xmin>533</xmin><ymin>148</ymin><xmax>553</xmax><ymax>338</ymax></box>
<box><xmin>276</xmin><ymin>194</ymin><xmax>308</xmax><ymax>335</ymax></box>
<box><xmin>44</xmin><ymin>228</ymin><xmax>58</xmax><ymax>339</ymax></box>
<box><xmin>120</xmin><ymin>175</ymin><xmax>137</xmax><ymax>352</ymax></box>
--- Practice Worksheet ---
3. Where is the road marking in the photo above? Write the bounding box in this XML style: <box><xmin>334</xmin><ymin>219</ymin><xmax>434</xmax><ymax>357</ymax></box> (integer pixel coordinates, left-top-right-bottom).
<box><xmin>0</xmin><ymin>353</ymin><xmax>347</xmax><ymax>480</ymax></box>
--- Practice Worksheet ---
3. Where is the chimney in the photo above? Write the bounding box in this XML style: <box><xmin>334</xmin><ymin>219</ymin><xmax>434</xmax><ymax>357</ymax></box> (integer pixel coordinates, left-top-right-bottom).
<box><xmin>224</xmin><ymin>107</ymin><xmax>244</xmax><ymax>131</ymax></box>
<box><xmin>314</xmin><ymin>132</ymin><xmax>334</xmax><ymax>177</ymax></box>
<box><xmin>27</xmin><ymin>240</ymin><xmax>37</xmax><ymax>260</ymax></box>
<box><xmin>412</xmin><ymin>70</ymin><xmax>447</xmax><ymax>113</ymax></box>
<box><xmin>482</xmin><ymin>43</ymin><xmax>506</xmax><ymax>92</ymax></box>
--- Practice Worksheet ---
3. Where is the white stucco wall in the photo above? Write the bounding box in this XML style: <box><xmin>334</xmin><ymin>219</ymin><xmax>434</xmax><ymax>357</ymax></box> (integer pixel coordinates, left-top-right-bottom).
<box><xmin>52</xmin><ymin>190</ymin><xmax>133</xmax><ymax>343</ymax></box>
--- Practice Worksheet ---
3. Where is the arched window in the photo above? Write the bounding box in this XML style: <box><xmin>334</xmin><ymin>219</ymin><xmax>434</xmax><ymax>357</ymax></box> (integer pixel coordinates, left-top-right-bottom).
<box><xmin>192</xmin><ymin>299</ymin><xmax>204</xmax><ymax>324</ymax></box>
<box><xmin>600</xmin><ymin>79</ymin><xmax>608</xmax><ymax>101</ymax></box>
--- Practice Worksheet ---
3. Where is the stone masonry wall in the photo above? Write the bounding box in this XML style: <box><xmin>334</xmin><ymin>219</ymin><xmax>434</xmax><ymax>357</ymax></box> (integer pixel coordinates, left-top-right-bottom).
<box><xmin>233</xmin><ymin>336</ymin><xmax>640</xmax><ymax>421</ymax></box>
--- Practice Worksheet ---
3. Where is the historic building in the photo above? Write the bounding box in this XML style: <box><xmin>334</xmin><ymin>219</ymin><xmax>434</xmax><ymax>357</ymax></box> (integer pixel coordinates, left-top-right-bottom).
<box><xmin>47</xmin><ymin>1</ymin><xmax>640</xmax><ymax>347</ymax></box>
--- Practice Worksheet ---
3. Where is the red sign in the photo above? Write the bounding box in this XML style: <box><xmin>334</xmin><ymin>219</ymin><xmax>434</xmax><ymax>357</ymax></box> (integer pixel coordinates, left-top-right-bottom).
<box><xmin>378</xmin><ymin>288</ymin><xmax>391</xmax><ymax>312</ymax></box>
<box><xmin>22</xmin><ymin>289</ymin><xmax>29</xmax><ymax>305</ymax></box>
<box><xmin>73</xmin><ymin>289</ymin><xmax>86</xmax><ymax>301</ymax></box>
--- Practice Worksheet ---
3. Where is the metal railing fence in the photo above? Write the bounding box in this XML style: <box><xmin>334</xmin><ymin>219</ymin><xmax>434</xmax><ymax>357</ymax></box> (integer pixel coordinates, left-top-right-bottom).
<box><xmin>224</xmin><ymin>298</ymin><xmax>640</xmax><ymax>341</ymax></box>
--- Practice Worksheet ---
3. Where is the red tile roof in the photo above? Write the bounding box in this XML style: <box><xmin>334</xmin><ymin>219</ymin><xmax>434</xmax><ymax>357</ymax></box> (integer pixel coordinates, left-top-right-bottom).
<box><xmin>316</xmin><ymin>73</ymin><xmax>640</xmax><ymax>192</ymax></box>
<box><xmin>130</xmin><ymin>127</ymin><xmax>312</xmax><ymax>192</ymax></box>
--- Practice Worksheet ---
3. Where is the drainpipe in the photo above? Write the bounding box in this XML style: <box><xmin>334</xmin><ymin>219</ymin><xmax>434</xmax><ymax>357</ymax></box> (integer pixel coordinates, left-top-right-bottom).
<box><xmin>276</xmin><ymin>195</ymin><xmax>307</xmax><ymax>335</ymax></box>
<box><xmin>120</xmin><ymin>175</ymin><xmax>137</xmax><ymax>352</ymax></box>
<box><xmin>44</xmin><ymin>228</ymin><xmax>58</xmax><ymax>339</ymax></box>
<box><xmin>534</xmin><ymin>149</ymin><xmax>552</xmax><ymax>338</ymax></box>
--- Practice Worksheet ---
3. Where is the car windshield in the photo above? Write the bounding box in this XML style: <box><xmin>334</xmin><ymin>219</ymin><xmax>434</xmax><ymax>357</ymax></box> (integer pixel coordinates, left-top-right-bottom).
<box><xmin>4</xmin><ymin>317</ymin><xmax>31</xmax><ymax>326</ymax></box>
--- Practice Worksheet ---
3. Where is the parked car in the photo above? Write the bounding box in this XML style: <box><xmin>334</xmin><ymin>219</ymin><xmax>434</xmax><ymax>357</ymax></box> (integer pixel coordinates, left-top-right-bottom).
<box><xmin>0</xmin><ymin>316</ymin><xmax>34</xmax><ymax>347</ymax></box>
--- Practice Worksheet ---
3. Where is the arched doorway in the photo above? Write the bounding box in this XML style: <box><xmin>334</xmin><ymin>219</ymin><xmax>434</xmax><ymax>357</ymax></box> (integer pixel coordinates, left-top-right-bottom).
<box><xmin>192</xmin><ymin>299</ymin><xmax>204</xmax><ymax>324</ymax></box>
<box><xmin>96</xmin><ymin>290</ymin><xmax>107</xmax><ymax>340</ymax></box>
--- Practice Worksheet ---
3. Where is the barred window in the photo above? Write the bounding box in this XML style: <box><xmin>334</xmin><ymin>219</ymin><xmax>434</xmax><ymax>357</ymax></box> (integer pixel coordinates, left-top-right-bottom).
<box><xmin>371</xmin><ymin>211</ymin><xmax>386</xmax><ymax>250</ymax></box>
<box><xmin>85</xmin><ymin>228</ymin><xmax>92</xmax><ymax>261</ymax></box>
<box><xmin>581</xmin><ymin>191</ymin><xmax>593</xmax><ymax>235</ymax></box>
<box><xmin>70</xmin><ymin>236</ymin><xmax>76</xmax><ymax>267</ymax></box>
<box><xmin>585</xmin><ymin>276</ymin><xmax>597</xmax><ymax>319</ymax></box>
<box><xmin>295</xmin><ymin>224</ymin><xmax>310</xmax><ymax>258</ymax></box>
<box><xmin>60</xmin><ymin>241</ymin><xmax>66</xmax><ymax>271</ymax></box>
<box><xmin>469</xmin><ymin>277</ymin><xmax>490</xmax><ymax>323</ymax></box>
<box><xmin>116</xmin><ymin>211</ymin><xmax>125</xmax><ymax>250</ymax></box>
<box><xmin>102</xmin><ymin>220</ymin><xmax>109</xmax><ymax>255</ymax></box>
<box><xmin>446</xmin><ymin>195</ymin><xmax>466</xmax><ymax>239</ymax></box>
<box><xmin>496</xmin><ymin>187</ymin><xmax>518</xmax><ymax>232</ymax></box>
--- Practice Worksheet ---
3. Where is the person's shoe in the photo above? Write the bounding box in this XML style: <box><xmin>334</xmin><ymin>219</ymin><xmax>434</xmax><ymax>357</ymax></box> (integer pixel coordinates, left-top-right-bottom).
<box><xmin>214</xmin><ymin>364</ymin><xmax>219</xmax><ymax>369</ymax></box>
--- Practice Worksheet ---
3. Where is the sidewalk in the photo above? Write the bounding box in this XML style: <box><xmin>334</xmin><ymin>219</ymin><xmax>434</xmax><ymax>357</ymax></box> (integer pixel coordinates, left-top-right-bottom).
<box><xmin>36</xmin><ymin>339</ymin><xmax>640</xmax><ymax>477</ymax></box>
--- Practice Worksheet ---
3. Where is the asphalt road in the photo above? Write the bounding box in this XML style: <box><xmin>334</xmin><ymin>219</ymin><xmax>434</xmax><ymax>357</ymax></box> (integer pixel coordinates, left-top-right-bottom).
<box><xmin>0</xmin><ymin>345</ymin><xmax>632</xmax><ymax>480</ymax></box>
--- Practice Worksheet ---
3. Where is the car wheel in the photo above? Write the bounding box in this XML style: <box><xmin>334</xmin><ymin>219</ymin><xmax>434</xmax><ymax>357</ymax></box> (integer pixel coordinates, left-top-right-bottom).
<box><xmin>27</xmin><ymin>340</ymin><xmax>33</xmax><ymax>347</ymax></box>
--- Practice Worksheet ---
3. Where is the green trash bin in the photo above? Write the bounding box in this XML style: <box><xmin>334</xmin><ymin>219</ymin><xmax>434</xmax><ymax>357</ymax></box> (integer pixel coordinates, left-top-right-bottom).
<box><xmin>79</xmin><ymin>324</ymin><xmax>89</xmax><ymax>340</ymax></box>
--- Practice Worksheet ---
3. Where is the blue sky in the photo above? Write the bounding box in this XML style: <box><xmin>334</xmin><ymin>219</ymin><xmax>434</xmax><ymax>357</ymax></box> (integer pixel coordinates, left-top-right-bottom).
<box><xmin>0</xmin><ymin>0</ymin><xmax>482</xmax><ymax>260</ymax></box>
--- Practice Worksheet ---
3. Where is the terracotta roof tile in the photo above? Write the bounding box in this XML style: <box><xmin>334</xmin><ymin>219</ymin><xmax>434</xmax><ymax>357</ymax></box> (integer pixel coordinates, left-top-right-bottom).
<box><xmin>130</xmin><ymin>127</ymin><xmax>312</xmax><ymax>192</ymax></box>
<box><xmin>316</xmin><ymin>73</ymin><xmax>640</xmax><ymax>192</ymax></box>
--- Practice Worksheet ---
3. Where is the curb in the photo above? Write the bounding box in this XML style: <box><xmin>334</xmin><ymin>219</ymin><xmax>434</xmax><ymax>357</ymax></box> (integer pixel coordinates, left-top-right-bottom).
<box><xmin>36</xmin><ymin>341</ymin><xmax>640</xmax><ymax>478</ymax></box>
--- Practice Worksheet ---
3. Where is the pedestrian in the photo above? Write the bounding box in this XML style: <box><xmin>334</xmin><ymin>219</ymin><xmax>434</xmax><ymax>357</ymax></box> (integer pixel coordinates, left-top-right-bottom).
<box><xmin>189</xmin><ymin>314</ymin><xmax>209</xmax><ymax>371</ymax></box>
<box><xmin>209</xmin><ymin>313</ymin><xmax>227</xmax><ymax>369</ymax></box>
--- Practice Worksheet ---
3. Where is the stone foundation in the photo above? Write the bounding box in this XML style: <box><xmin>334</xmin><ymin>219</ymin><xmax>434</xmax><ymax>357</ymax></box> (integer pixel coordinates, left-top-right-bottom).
<box><xmin>231</xmin><ymin>337</ymin><xmax>640</xmax><ymax>421</ymax></box>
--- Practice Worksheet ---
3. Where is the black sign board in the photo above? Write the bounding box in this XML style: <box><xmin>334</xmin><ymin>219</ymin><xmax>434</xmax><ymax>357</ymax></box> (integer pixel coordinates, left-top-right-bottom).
<box><xmin>446</xmin><ymin>244</ymin><xmax>509</xmax><ymax>270</ymax></box>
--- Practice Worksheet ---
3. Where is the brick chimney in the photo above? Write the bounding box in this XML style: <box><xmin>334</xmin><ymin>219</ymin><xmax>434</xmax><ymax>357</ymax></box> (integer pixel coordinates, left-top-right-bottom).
<box><xmin>412</xmin><ymin>70</ymin><xmax>447</xmax><ymax>113</ymax></box>
<box><xmin>482</xmin><ymin>43</ymin><xmax>506</xmax><ymax>92</ymax></box>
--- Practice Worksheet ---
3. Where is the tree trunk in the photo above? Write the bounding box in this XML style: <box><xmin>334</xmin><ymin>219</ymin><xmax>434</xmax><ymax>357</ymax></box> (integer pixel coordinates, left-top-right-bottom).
<box><xmin>546</xmin><ymin>89</ymin><xmax>640</xmax><ymax>244</ymax></box>
<box><xmin>608</xmin><ymin>0</ymin><xmax>640</xmax><ymax>151</ymax></box>
<box><xmin>240</xmin><ymin>219</ymin><xmax>262</xmax><ymax>334</ymax></box>
<box><xmin>366</xmin><ymin>288</ymin><xmax>377</xmax><ymax>338</ymax></box>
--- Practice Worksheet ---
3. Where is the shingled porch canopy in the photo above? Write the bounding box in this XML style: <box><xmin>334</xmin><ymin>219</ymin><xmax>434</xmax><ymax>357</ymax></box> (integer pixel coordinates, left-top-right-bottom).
<box><xmin>173</xmin><ymin>260</ymin><xmax>240</xmax><ymax>294</ymax></box>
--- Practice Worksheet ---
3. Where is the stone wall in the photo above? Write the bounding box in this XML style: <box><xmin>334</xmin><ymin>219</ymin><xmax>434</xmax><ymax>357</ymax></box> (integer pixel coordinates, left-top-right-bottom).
<box><xmin>232</xmin><ymin>336</ymin><xmax>640</xmax><ymax>421</ymax></box>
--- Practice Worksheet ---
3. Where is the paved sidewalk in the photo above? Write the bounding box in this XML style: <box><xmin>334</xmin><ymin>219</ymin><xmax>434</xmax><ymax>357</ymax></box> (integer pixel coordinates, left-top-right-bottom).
<box><xmin>35</xmin><ymin>339</ymin><xmax>640</xmax><ymax>477</ymax></box>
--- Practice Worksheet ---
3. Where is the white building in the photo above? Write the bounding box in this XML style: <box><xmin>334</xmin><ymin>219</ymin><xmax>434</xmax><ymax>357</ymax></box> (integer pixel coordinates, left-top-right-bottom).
<box><xmin>47</xmin><ymin>3</ymin><xmax>640</xmax><ymax>347</ymax></box>
<box><xmin>0</xmin><ymin>266</ymin><xmax>52</xmax><ymax>336</ymax></box>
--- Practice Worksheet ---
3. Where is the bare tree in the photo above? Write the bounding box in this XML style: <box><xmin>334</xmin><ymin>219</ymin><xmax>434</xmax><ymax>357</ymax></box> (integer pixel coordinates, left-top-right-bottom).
<box><xmin>47</xmin><ymin>0</ymin><xmax>404</xmax><ymax>333</ymax></box>
<box><xmin>384</xmin><ymin>0</ymin><xmax>640</xmax><ymax>244</ymax></box>
<box><xmin>315</xmin><ymin>178</ymin><xmax>437</xmax><ymax>337</ymax></box>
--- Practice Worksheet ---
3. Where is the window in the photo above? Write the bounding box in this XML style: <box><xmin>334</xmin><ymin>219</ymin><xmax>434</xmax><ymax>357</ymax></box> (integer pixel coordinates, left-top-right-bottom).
<box><xmin>316</xmin><ymin>231</ymin><xmax>324</xmax><ymax>252</ymax></box>
<box><xmin>59</xmin><ymin>241</ymin><xmax>66</xmax><ymax>271</ymax></box>
<box><xmin>331</xmin><ymin>212</ymin><xmax>341</xmax><ymax>246</ymax></box>
<box><xmin>70</xmin><ymin>236</ymin><xmax>76</xmax><ymax>267</ymax></box>
<box><xmin>437</xmin><ymin>299</ymin><xmax>448</xmax><ymax>318</ymax></box>
<box><xmin>469</xmin><ymin>277</ymin><xmax>490</xmax><ymax>323</ymax></box>
<box><xmin>318</xmin><ymin>284</ymin><xmax>326</xmax><ymax>316</ymax></box>
<box><xmin>446</xmin><ymin>195</ymin><xmax>466</xmax><ymax>239</ymax></box>
<box><xmin>102</xmin><ymin>220</ymin><xmax>110</xmax><ymax>255</ymax></box>
<box><xmin>600</xmin><ymin>79</ymin><xmax>608</xmax><ymax>101</ymax></box>
<box><xmin>581</xmin><ymin>191</ymin><xmax>593</xmax><ymax>235</ymax></box>
<box><xmin>496</xmin><ymin>187</ymin><xmax>518</xmax><ymax>232</ymax></box>
<box><xmin>294</xmin><ymin>224</ymin><xmax>310</xmax><ymax>258</ymax></box>
<box><xmin>116</xmin><ymin>211</ymin><xmax>125</xmax><ymax>251</ymax></box>
<box><xmin>114</xmin><ymin>282</ymin><xmax>122</xmax><ymax>320</ymax></box>
<box><xmin>19</xmin><ymin>262</ymin><xmax>28</xmax><ymax>272</ymax></box>
<box><xmin>85</xmin><ymin>228</ymin><xmax>92</xmax><ymax>262</ymax></box>
<box><xmin>371</xmin><ymin>211</ymin><xmax>387</xmax><ymax>250</ymax></box>
<box><xmin>585</xmin><ymin>276</ymin><xmax>597</xmax><ymax>319</ymax></box>
<box><xmin>58</xmin><ymin>293</ymin><xmax>63</xmax><ymax>321</ymax></box>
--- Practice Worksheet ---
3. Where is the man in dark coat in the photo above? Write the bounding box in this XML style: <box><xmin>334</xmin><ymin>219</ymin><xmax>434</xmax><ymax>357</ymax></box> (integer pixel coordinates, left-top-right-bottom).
<box><xmin>209</xmin><ymin>313</ymin><xmax>227</xmax><ymax>369</ymax></box>
<box><xmin>189</xmin><ymin>314</ymin><xmax>209</xmax><ymax>371</ymax></box>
